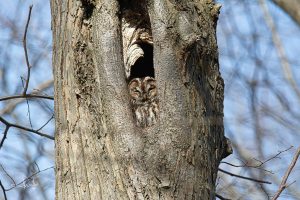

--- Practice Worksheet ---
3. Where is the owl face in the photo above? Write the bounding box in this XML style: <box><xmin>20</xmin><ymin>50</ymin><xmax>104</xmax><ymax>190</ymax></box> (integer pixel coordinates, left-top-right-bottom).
<box><xmin>128</xmin><ymin>76</ymin><xmax>157</xmax><ymax>104</ymax></box>
<box><xmin>128</xmin><ymin>76</ymin><xmax>159</xmax><ymax>127</ymax></box>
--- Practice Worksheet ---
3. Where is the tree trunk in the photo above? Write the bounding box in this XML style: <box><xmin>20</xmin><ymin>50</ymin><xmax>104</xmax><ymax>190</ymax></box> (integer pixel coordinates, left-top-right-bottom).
<box><xmin>51</xmin><ymin>0</ymin><xmax>230</xmax><ymax>199</ymax></box>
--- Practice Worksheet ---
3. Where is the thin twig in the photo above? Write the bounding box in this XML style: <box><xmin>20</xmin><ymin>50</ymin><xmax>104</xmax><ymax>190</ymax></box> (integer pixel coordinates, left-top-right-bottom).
<box><xmin>0</xmin><ymin>116</ymin><xmax>54</xmax><ymax>144</ymax></box>
<box><xmin>255</xmin><ymin>146</ymin><xmax>293</xmax><ymax>164</ymax></box>
<box><xmin>0</xmin><ymin>126</ymin><xmax>10</xmax><ymax>149</ymax></box>
<box><xmin>0</xmin><ymin>94</ymin><xmax>54</xmax><ymax>101</ymax></box>
<box><xmin>33</xmin><ymin>162</ymin><xmax>40</xmax><ymax>172</ymax></box>
<box><xmin>36</xmin><ymin>114</ymin><xmax>54</xmax><ymax>131</ymax></box>
<box><xmin>271</xmin><ymin>147</ymin><xmax>300</xmax><ymax>200</ymax></box>
<box><xmin>218</xmin><ymin>168</ymin><xmax>272</xmax><ymax>184</ymax></box>
<box><xmin>5</xmin><ymin>166</ymin><xmax>54</xmax><ymax>191</ymax></box>
<box><xmin>0</xmin><ymin>180</ymin><xmax>7</xmax><ymax>200</ymax></box>
<box><xmin>22</xmin><ymin>5</ymin><xmax>33</xmax><ymax>95</ymax></box>
<box><xmin>26</xmin><ymin>98</ymin><xmax>33</xmax><ymax>129</ymax></box>
<box><xmin>0</xmin><ymin>165</ymin><xmax>16</xmax><ymax>186</ymax></box>
<box><xmin>1</xmin><ymin>80</ymin><xmax>54</xmax><ymax>116</ymax></box>
<box><xmin>216</xmin><ymin>193</ymin><xmax>231</xmax><ymax>200</ymax></box>
<box><xmin>221</xmin><ymin>146</ymin><xmax>294</xmax><ymax>174</ymax></box>
<box><xmin>221</xmin><ymin>161</ymin><xmax>273</xmax><ymax>174</ymax></box>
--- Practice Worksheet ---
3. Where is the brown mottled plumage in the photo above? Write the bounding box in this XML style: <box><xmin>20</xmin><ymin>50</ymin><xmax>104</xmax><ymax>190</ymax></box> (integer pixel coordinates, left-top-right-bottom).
<box><xmin>128</xmin><ymin>77</ymin><xmax>159</xmax><ymax>127</ymax></box>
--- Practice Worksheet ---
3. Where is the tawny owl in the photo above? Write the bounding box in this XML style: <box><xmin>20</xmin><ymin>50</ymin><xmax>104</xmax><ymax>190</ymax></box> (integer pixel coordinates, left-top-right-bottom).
<box><xmin>128</xmin><ymin>76</ymin><xmax>159</xmax><ymax>127</ymax></box>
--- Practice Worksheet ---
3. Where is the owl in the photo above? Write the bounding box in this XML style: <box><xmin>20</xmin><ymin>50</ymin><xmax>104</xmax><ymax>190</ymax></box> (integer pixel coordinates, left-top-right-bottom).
<box><xmin>128</xmin><ymin>76</ymin><xmax>159</xmax><ymax>127</ymax></box>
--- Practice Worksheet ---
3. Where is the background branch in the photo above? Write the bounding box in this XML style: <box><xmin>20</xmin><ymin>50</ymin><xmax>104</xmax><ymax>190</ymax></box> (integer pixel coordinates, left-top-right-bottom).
<box><xmin>0</xmin><ymin>94</ymin><xmax>54</xmax><ymax>102</ymax></box>
<box><xmin>22</xmin><ymin>5</ymin><xmax>33</xmax><ymax>95</ymax></box>
<box><xmin>0</xmin><ymin>116</ymin><xmax>54</xmax><ymax>150</ymax></box>
<box><xmin>272</xmin><ymin>147</ymin><xmax>300</xmax><ymax>200</ymax></box>
<box><xmin>0</xmin><ymin>180</ymin><xmax>7</xmax><ymax>200</ymax></box>
<box><xmin>218</xmin><ymin>168</ymin><xmax>272</xmax><ymax>184</ymax></box>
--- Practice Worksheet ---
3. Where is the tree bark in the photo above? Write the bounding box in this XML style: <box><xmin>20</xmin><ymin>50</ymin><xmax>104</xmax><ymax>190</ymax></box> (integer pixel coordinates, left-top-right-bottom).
<box><xmin>51</xmin><ymin>0</ymin><xmax>230</xmax><ymax>199</ymax></box>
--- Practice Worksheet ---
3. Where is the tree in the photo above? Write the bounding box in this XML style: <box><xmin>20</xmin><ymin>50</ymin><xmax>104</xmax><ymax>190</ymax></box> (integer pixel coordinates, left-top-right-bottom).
<box><xmin>50</xmin><ymin>0</ymin><xmax>230</xmax><ymax>199</ymax></box>
<box><xmin>1</xmin><ymin>0</ymin><xmax>300</xmax><ymax>199</ymax></box>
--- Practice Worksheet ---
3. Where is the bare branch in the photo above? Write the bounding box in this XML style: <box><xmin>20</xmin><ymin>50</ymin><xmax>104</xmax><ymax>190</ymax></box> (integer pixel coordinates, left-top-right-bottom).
<box><xmin>0</xmin><ymin>116</ymin><xmax>54</xmax><ymax>149</ymax></box>
<box><xmin>0</xmin><ymin>126</ymin><xmax>9</xmax><ymax>150</ymax></box>
<box><xmin>216</xmin><ymin>193</ymin><xmax>231</xmax><ymax>200</ymax></box>
<box><xmin>22</xmin><ymin>5</ymin><xmax>33</xmax><ymax>95</ymax></box>
<box><xmin>5</xmin><ymin>166</ymin><xmax>54</xmax><ymax>191</ymax></box>
<box><xmin>0</xmin><ymin>79</ymin><xmax>54</xmax><ymax>116</ymax></box>
<box><xmin>0</xmin><ymin>165</ymin><xmax>16</xmax><ymax>187</ymax></box>
<box><xmin>272</xmin><ymin>147</ymin><xmax>300</xmax><ymax>200</ymax></box>
<box><xmin>26</xmin><ymin>97</ymin><xmax>33</xmax><ymax>129</ymax></box>
<box><xmin>222</xmin><ymin>146</ymin><xmax>294</xmax><ymax>174</ymax></box>
<box><xmin>0</xmin><ymin>94</ymin><xmax>54</xmax><ymax>102</ymax></box>
<box><xmin>36</xmin><ymin>114</ymin><xmax>54</xmax><ymax>132</ymax></box>
<box><xmin>259</xmin><ymin>146</ymin><xmax>293</xmax><ymax>164</ymax></box>
<box><xmin>218</xmin><ymin>168</ymin><xmax>272</xmax><ymax>184</ymax></box>
<box><xmin>221</xmin><ymin>146</ymin><xmax>293</xmax><ymax>174</ymax></box>
<box><xmin>0</xmin><ymin>180</ymin><xmax>7</xmax><ymax>200</ymax></box>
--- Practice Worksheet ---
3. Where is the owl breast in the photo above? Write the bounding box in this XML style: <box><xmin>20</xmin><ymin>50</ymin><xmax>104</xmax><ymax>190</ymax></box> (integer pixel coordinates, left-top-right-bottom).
<box><xmin>128</xmin><ymin>76</ymin><xmax>159</xmax><ymax>127</ymax></box>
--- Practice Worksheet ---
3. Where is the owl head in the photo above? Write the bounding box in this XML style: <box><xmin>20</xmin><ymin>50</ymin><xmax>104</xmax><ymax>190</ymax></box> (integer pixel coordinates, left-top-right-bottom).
<box><xmin>128</xmin><ymin>76</ymin><xmax>157</xmax><ymax>103</ymax></box>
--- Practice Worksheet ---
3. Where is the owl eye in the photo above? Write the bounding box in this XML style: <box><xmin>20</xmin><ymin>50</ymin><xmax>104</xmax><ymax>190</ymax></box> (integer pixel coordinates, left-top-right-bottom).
<box><xmin>148</xmin><ymin>85</ymin><xmax>155</xmax><ymax>91</ymax></box>
<box><xmin>133</xmin><ymin>88</ymin><xmax>141</xmax><ymax>93</ymax></box>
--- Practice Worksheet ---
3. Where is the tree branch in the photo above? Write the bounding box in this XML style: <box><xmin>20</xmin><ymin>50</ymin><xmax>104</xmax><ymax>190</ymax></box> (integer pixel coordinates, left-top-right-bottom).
<box><xmin>0</xmin><ymin>79</ymin><xmax>54</xmax><ymax>115</ymax></box>
<box><xmin>216</xmin><ymin>193</ymin><xmax>231</xmax><ymax>200</ymax></box>
<box><xmin>36</xmin><ymin>114</ymin><xmax>54</xmax><ymax>131</ymax></box>
<box><xmin>0</xmin><ymin>165</ymin><xmax>16</xmax><ymax>187</ymax></box>
<box><xmin>0</xmin><ymin>126</ymin><xmax>10</xmax><ymax>149</ymax></box>
<box><xmin>0</xmin><ymin>180</ymin><xmax>7</xmax><ymax>200</ymax></box>
<box><xmin>221</xmin><ymin>146</ymin><xmax>293</xmax><ymax>174</ymax></box>
<box><xmin>22</xmin><ymin>5</ymin><xmax>33</xmax><ymax>95</ymax></box>
<box><xmin>0</xmin><ymin>116</ymin><xmax>54</xmax><ymax>149</ymax></box>
<box><xmin>5</xmin><ymin>166</ymin><xmax>54</xmax><ymax>191</ymax></box>
<box><xmin>0</xmin><ymin>94</ymin><xmax>54</xmax><ymax>102</ymax></box>
<box><xmin>218</xmin><ymin>168</ymin><xmax>272</xmax><ymax>184</ymax></box>
<box><xmin>271</xmin><ymin>147</ymin><xmax>300</xmax><ymax>200</ymax></box>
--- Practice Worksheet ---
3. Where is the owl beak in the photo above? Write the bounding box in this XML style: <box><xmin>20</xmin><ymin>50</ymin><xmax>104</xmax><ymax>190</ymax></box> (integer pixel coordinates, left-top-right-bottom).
<box><xmin>143</xmin><ymin>94</ymin><xmax>147</xmax><ymax>101</ymax></box>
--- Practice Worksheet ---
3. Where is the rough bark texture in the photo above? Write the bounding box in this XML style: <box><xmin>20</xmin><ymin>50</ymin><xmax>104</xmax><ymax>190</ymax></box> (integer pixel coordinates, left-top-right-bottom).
<box><xmin>51</xmin><ymin>0</ymin><xmax>229</xmax><ymax>199</ymax></box>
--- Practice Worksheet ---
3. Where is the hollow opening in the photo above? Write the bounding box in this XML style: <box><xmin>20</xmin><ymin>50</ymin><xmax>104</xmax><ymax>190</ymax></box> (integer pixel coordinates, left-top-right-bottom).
<box><xmin>82</xmin><ymin>1</ymin><xmax>95</xmax><ymax>19</ymax></box>
<box><xmin>129</xmin><ymin>42</ymin><xmax>154</xmax><ymax>80</ymax></box>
